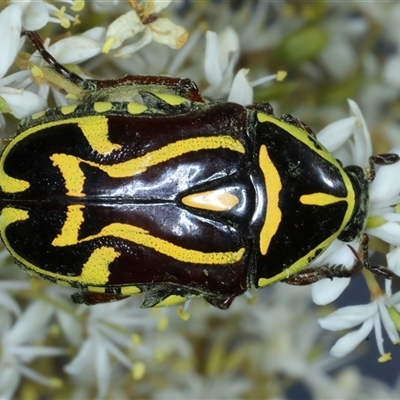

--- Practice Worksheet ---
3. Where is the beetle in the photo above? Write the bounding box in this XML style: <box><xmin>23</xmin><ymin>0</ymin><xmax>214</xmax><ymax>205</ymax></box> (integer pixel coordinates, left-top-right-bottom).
<box><xmin>0</xmin><ymin>31</ymin><xmax>397</xmax><ymax>309</ymax></box>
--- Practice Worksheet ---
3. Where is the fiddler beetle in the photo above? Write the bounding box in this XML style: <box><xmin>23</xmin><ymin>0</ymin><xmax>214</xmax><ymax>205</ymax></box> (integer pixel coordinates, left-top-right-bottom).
<box><xmin>0</xmin><ymin>31</ymin><xmax>397</xmax><ymax>309</ymax></box>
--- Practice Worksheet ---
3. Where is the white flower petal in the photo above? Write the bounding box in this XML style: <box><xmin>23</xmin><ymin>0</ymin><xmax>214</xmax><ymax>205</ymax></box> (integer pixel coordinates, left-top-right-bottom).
<box><xmin>19</xmin><ymin>364</ymin><xmax>59</xmax><ymax>387</ymax></box>
<box><xmin>0</xmin><ymin>89</ymin><xmax>47</xmax><ymax>119</ymax></box>
<box><xmin>101</xmin><ymin>336</ymin><xmax>133</xmax><ymax>369</ymax></box>
<box><xmin>348</xmin><ymin>99</ymin><xmax>372</xmax><ymax>165</ymax></box>
<box><xmin>13</xmin><ymin>346</ymin><xmax>65</xmax><ymax>363</ymax></box>
<box><xmin>370</xmin><ymin>150</ymin><xmax>400</xmax><ymax>202</ymax></box>
<box><xmin>204</xmin><ymin>31</ymin><xmax>223</xmax><ymax>87</ymax></box>
<box><xmin>377</xmin><ymin>300</ymin><xmax>399</xmax><ymax>343</ymax></box>
<box><xmin>383</xmin><ymin>55</ymin><xmax>400</xmax><ymax>88</ymax></box>
<box><xmin>113</xmin><ymin>28</ymin><xmax>153</xmax><ymax>58</ymax></box>
<box><xmin>81</xmin><ymin>27</ymin><xmax>106</xmax><ymax>43</ymax></box>
<box><xmin>329</xmin><ymin>318</ymin><xmax>374</xmax><ymax>358</ymax></box>
<box><xmin>0</xmin><ymin>354</ymin><xmax>20</xmax><ymax>400</ymax></box>
<box><xmin>64</xmin><ymin>338</ymin><xmax>93</xmax><ymax>376</ymax></box>
<box><xmin>386</xmin><ymin>246</ymin><xmax>400</xmax><ymax>276</ymax></box>
<box><xmin>228</xmin><ymin>68</ymin><xmax>253</xmax><ymax>105</ymax></box>
<box><xmin>56</xmin><ymin>311</ymin><xmax>83</xmax><ymax>347</ymax></box>
<box><xmin>95</xmin><ymin>333</ymin><xmax>111</xmax><ymax>400</ymax></box>
<box><xmin>319</xmin><ymin>303</ymin><xmax>377</xmax><ymax>330</ymax></box>
<box><xmin>150</xmin><ymin>18</ymin><xmax>188</xmax><ymax>49</ymax></box>
<box><xmin>152</xmin><ymin>0</ymin><xmax>172</xmax><ymax>13</ymax></box>
<box><xmin>4</xmin><ymin>302</ymin><xmax>53</xmax><ymax>346</ymax></box>
<box><xmin>49</xmin><ymin>36</ymin><xmax>102</xmax><ymax>64</ymax></box>
<box><xmin>21</xmin><ymin>2</ymin><xmax>49</xmax><ymax>31</ymax></box>
<box><xmin>317</xmin><ymin>116</ymin><xmax>356</xmax><ymax>152</ymax></box>
<box><xmin>0</xmin><ymin>5</ymin><xmax>22</xmax><ymax>78</ymax></box>
<box><xmin>368</xmin><ymin>222</ymin><xmax>400</xmax><ymax>246</ymax></box>
<box><xmin>0</xmin><ymin>291</ymin><xmax>21</xmax><ymax>316</ymax></box>
<box><xmin>216</xmin><ymin>27</ymin><xmax>240</xmax><ymax>72</ymax></box>
<box><xmin>372</xmin><ymin>311</ymin><xmax>385</xmax><ymax>356</ymax></box>
<box><xmin>386</xmin><ymin>290</ymin><xmax>400</xmax><ymax>308</ymax></box>
<box><xmin>0</xmin><ymin>70</ymin><xmax>31</xmax><ymax>87</ymax></box>
<box><xmin>105</xmin><ymin>10</ymin><xmax>144</xmax><ymax>49</ymax></box>
<box><xmin>311</xmin><ymin>277</ymin><xmax>350</xmax><ymax>305</ymax></box>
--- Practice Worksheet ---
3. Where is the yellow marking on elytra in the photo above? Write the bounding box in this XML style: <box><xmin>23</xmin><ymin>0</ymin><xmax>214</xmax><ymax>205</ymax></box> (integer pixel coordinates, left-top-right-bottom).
<box><xmin>127</xmin><ymin>103</ymin><xmax>147</xmax><ymax>114</ymax></box>
<box><xmin>0</xmin><ymin>172</ymin><xmax>30</xmax><ymax>193</ymax></box>
<box><xmin>52</xmin><ymin>205</ymin><xmax>84</xmax><ymax>246</ymax></box>
<box><xmin>77</xmin><ymin>116</ymin><xmax>122</xmax><ymax>154</ymax></box>
<box><xmin>0</xmin><ymin>207</ymin><xmax>29</xmax><ymax>228</ymax></box>
<box><xmin>52</xmin><ymin>205</ymin><xmax>245</xmax><ymax>264</ymax></box>
<box><xmin>300</xmin><ymin>192</ymin><xmax>344</xmax><ymax>206</ymax></box>
<box><xmin>51</xmin><ymin>136</ymin><xmax>245</xmax><ymax>196</ymax></box>
<box><xmin>60</xmin><ymin>104</ymin><xmax>77</xmax><ymax>115</ymax></box>
<box><xmin>94</xmin><ymin>102</ymin><xmax>113</xmax><ymax>113</ymax></box>
<box><xmin>182</xmin><ymin>189</ymin><xmax>239</xmax><ymax>211</ymax></box>
<box><xmin>31</xmin><ymin>111</ymin><xmax>46</xmax><ymax>120</ymax></box>
<box><xmin>79</xmin><ymin>247</ymin><xmax>119</xmax><ymax>285</ymax></box>
<box><xmin>155</xmin><ymin>93</ymin><xmax>187</xmax><ymax>106</ymax></box>
<box><xmin>121</xmin><ymin>286</ymin><xmax>141</xmax><ymax>295</ymax></box>
<box><xmin>155</xmin><ymin>295</ymin><xmax>187</xmax><ymax>307</ymax></box>
<box><xmin>259</xmin><ymin>145</ymin><xmax>282</xmax><ymax>255</ymax></box>
<box><xmin>0</xmin><ymin>207</ymin><xmax>116</xmax><ymax>287</ymax></box>
<box><xmin>0</xmin><ymin>205</ymin><xmax>239</xmax><ymax>288</ymax></box>
<box><xmin>0</xmin><ymin>114</ymin><xmax>122</xmax><ymax>193</ymax></box>
<box><xmin>87</xmin><ymin>285</ymin><xmax>106</xmax><ymax>293</ymax></box>
<box><xmin>50</xmin><ymin>154</ymin><xmax>86</xmax><ymax>197</ymax></box>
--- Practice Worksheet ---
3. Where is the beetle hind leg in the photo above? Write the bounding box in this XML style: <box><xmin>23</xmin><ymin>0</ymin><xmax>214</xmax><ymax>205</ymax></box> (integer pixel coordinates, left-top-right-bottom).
<box><xmin>284</xmin><ymin>234</ymin><xmax>397</xmax><ymax>286</ymax></box>
<box><xmin>140</xmin><ymin>284</ymin><xmax>200</xmax><ymax>308</ymax></box>
<box><xmin>282</xmin><ymin>259</ymin><xmax>364</xmax><ymax>286</ymax></box>
<box><xmin>72</xmin><ymin>291</ymin><xmax>130</xmax><ymax>305</ymax></box>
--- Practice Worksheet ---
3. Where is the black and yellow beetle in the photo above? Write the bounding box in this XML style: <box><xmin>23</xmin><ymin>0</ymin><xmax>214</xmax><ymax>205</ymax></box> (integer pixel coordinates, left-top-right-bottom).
<box><xmin>0</xmin><ymin>31</ymin><xmax>397</xmax><ymax>309</ymax></box>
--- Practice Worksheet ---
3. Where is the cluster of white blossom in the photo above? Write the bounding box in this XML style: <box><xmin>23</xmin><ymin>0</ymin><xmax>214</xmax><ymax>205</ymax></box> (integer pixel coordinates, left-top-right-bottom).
<box><xmin>1</xmin><ymin>1</ymin><xmax>400</xmax><ymax>398</ymax></box>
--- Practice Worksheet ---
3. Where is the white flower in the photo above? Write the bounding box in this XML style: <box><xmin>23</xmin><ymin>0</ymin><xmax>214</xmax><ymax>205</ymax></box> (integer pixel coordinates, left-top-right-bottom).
<box><xmin>0</xmin><ymin>1</ymin><xmax>84</xmax><ymax>78</ymax></box>
<box><xmin>202</xmin><ymin>28</ymin><xmax>240</xmax><ymax>99</ymax></box>
<box><xmin>0</xmin><ymin>75</ymin><xmax>47</xmax><ymax>119</ymax></box>
<box><xmin>319</xmin><ymin>284</ymin><xmax>399</xmax><ymax>361</ymax></box>
<box><xmin>0</xmin><ymin>28</ymin><xmax>104</xmax><ymax>122</ymax></box>
<box><xmin>64</xmin><ymin>298</ymin><xmax>160</xmax><ymax>399</ymax></box>
<box><xmin>103</xmin><ymin>1</ymin><xmax>188</xmax><ymax>58</ymax></box>
<box><xmin>0</xmin><ymin>301</ymin><xmax>65</xmax><ymax>398</ymax></box>
<box><xmin>0</xmin><ymin>279</ymin><xmax>30</xmax><ymax>317</ymax></box>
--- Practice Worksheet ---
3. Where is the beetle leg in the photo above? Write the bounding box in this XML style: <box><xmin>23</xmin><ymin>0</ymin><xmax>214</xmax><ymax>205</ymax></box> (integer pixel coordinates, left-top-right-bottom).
<box><xmin>22</xmin><ymin>31</ymin><xmax>204</xmax><ymax>102</ymax></box>
<box><xmin>140</xmin><ymin>285</ymin><xmax>200</xmax><ymax>308</ymax></box>
<box><xmin>94</xmin><ymin>75</ymin><xmax>204</xmax><ymax>102</ymax></box>
<box><xmin>282</xmin><ymin>259</ymin><xmax>364</xmax><ymax>286</ymax></box>
<box><xmin>71</xmin><ymin>291</ymin><xmax>129</xmax><ymax>305</ymax></box>
<box><xmin>204</xmin><ymin>295</ymin><xmax>236</xmax><ymax>310</ymax></box>
<box><xmin>360</xmin><ymin>233</ymin><xmax>395</xmax><ymax>279</ymax></box>
<box><xmin>280</xmin><ymin>114</ymin><xmax>317</xmax><ymax>137</ymax></box>
<box><xmin>368</xmin><ymin>153</ymin><xmax>400</xmax><ymax>182</ymax></box>
<box><xmin>246</xmin><ymin>102</ymin><xmax>274</xmax><ymax>115</ymax></box>
<box><xmin>284</xmin><ymin>234</ymin><xmax>396</xmax><ymax>286</ymax></box>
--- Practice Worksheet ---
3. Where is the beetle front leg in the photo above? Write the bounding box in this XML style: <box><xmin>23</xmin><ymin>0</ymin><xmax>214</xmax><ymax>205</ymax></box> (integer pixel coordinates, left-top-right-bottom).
<box><xmin>368</xmin><ymin>153</ymin><xmax>400</xmax><ymax>182</ymax></box>
<box><xmin>280</xmin><ymin>114</ymin><xmax>317</xmax><ymax>138</ymax></box>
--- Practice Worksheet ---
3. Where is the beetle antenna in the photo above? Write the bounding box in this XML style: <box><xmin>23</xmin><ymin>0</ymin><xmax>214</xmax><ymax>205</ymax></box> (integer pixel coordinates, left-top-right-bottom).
<box><xmin>21</xmin><ymin>31</ymin><xmax>85</xmax><ymax>86</ymax></box>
